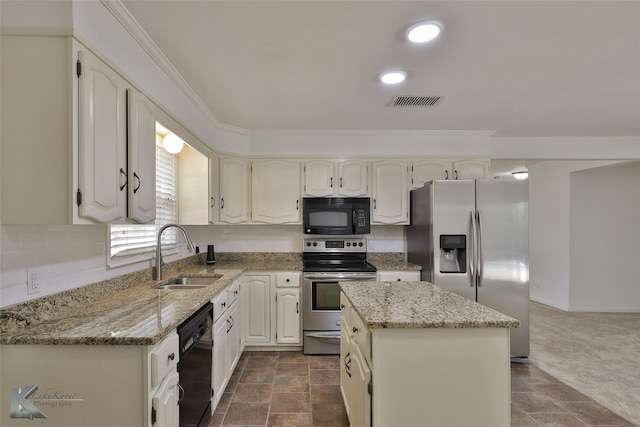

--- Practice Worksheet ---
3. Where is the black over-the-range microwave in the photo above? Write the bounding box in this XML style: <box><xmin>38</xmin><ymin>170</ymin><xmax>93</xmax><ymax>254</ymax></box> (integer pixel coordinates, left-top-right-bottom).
<box><xmin>302</xmin><ymin>197</ymin><xmax>370</xmax><ymax>235</ymax></box>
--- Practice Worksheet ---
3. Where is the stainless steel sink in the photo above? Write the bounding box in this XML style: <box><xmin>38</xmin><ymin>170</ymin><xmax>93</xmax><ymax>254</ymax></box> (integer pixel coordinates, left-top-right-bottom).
<box><xmin>155</xmin><ymin>274</ymin><xmax>223</xmax><ymax>290</ymax></box>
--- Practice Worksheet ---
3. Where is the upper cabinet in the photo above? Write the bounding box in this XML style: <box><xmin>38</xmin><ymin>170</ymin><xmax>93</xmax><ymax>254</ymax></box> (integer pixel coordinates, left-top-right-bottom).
<box><xmin>219</xmin><ymin>156</ymin><xmax>250</xmax><ymax>224</ymax></box>
<box><xmin>411</xmin><ymin>159</ymin><xmax>492</xmax><ymax>189</ymax></box>
<box><xmin>304</xmin><ymin>160</ymin><xmax>369</xmax><ymax>197</ymax></box>
<box><xmin>0</xmin><ymin>36</ymin><xmax>157</xmax><ymax>224</ymax></box>
<box><xmin>371</xmin><ymin>160</ymin><xmax>410</xmax><ymax>225</ymax></box>
<box><xmin>252</xmin><ymin>160</ymin><xmax>301</xmax><ymax>224</ymax></box>
<box><xmin>76</xmin><ymin>44</ymin><xmax>156</xmax><ymax>224</ymax></box>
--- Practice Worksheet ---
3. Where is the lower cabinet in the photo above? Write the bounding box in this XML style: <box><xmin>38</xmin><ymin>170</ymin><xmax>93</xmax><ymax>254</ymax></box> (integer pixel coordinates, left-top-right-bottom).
<box><xmin>212</xmin><ymin>279</ymin><xmax>243</xmax><ymax>410</ymax></box>
<box><xmin>340</xmin><ymin>291</ymin><xmax>512</xmax><ymax>427</ymax></box>
<box><xmin>0</xmin><ymin>332</ymin><xmax>179</xmax><ymax>427</ymax></box>
<box><xmin>243</xmin><ymin>272</ymin><xmax>301</xmax><ymax>348</ymax></box>
<box><xmin>376</xmin><ymin>270</ymin><xmax>421</xmax><ymax>282</ymax></box>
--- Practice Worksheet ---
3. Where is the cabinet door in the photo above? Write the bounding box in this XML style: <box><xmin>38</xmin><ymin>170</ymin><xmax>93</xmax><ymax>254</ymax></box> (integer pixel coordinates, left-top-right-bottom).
<box><xmin>350</xmin><ymin>344</ymin><xmax>372</xmax><ymax>427</ymax></box>
<box><xmin>209</xmin><ymin>154</ymin><xmax>220</xmax><ymax>224</ymax></box>
<box><xmin>77</xmin><ymin>48</ymin><xmax>128</xmax><ymax>223</ymax></box>
<box><xmin>212</xmin><ymin>313</ymin><xmax>228</xmax><ymax>407</ymax></box>
<box><xmin>411</xmin><ymin>159</ymin><xmax>451</xmax><ymax>188</ymax></box>
<box><xmin>127</xmin><ymin>88</ymin><xmax>156</xmax><ymax>223</ymax></box>
<box><xmin>151</xmin><ymin>371</ymin><xmax>179</xmax><ymax>427</ymax></box>
<box><xmin>252</xmin><ymin>160</ymin><xmax>301</xmax><ymax>224</ymax></box>
<box><xmin>243</xmin><ymin>275</ymin><xmax>271</xmax><ymax>344</ymax></box>
<box><xmin>452</xmin><ymin>159</ymin><xmax>491</xmax><ymax>180</ymax></box>
<box><xmin>227</xmin><ymin>299</ymin><xmax>241</xmax><ymax>372</ymax></box>
<box><xmin>304</xmin><ymin>160</ymin><xmax>334</xmax><ymax>197</ymax></box>
<box><xmin>340</xmin><ymin>321</ymin><xmax>352</xmax><ymax>418</ymax></box>
<box><xmin>219</xmin><ymin>157</ymin><xmax>249</xmax><ymax>223</ymax></box>
<box><xmin>276</xmin><ymin>288</ymin><xmax>300</xmax><ymax>344</ymax></box>
<box><xmin>338</xmin><ymin>160</ymin><xmax>369</xmax><ymax>196</ymax></box>
<box><xmin>372</xmin><ymin>160</ymin><xmax>409</xmax><ymax>225</ymax></box>
<box><xmin>377</xmin><ymin>270</ymin><xmax>421</xmax><ymax>282</ymax></box>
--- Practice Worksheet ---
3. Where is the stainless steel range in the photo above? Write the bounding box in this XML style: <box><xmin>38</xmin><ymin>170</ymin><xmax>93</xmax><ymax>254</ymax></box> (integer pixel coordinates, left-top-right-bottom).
<box><xmin>302</xmin><ymin>237</ymin><xmax>377</xmax><ymax>354</ymax></box>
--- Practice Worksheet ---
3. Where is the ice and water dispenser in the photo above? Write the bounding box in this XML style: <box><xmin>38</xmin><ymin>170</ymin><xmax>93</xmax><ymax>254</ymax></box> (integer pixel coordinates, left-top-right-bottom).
<box><xmin>439</xmin><ymin>235</ymin><xmax>466</xmax><ymax>273</ymax></box>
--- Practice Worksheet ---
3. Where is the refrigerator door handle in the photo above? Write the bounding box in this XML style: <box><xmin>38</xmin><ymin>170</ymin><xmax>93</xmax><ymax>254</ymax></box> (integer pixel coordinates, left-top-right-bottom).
<box><xmin>470</xmin><ymin>210</ymin><xmax>477</xmax><ymax>287</ymax></box>
<box><xmin>477</xmin><ymin>210</ymin><xmax>485</xmax><ymax>287</ymax></box>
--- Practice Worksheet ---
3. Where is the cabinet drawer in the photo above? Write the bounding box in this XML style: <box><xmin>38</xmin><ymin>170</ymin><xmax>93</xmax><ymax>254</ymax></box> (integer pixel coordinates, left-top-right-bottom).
<box><xmin>275</xmin><ymin>272</ymin><xmax>300</xmax><ymax>287</ymax></box>
<box><xmin>377</xmin><ymin>270</ymin><xmax>421</xmax><ymax>282</ymax></box>
<box><xmin>350</xmin><ymin>309</ymin><xmax>371</xmax><ymax>366</ymax></box>
<box><xmin>150</xmin><ymin>332</ymin><xmax>179</xmax><ymax>387</ymax></box>
<box><xmin>212</xmin><ymin>291</ymin><xmax>228</xmax><ymax>322</ymax></box>
<box><xmin>227</xmin><ymin>280</ymin><xmax>241</xmax><ymax>305</ymax></box>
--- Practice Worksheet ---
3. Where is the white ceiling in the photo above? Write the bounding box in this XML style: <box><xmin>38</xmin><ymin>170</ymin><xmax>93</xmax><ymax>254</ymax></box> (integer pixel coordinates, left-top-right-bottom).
<box><xmin>121</xmin><ymin>0</ymin><xmax>640</xmax><ymax>138</ymax></box>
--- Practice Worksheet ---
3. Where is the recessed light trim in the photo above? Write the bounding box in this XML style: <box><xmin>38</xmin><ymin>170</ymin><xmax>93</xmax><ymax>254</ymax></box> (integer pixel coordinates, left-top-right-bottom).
<box><xmin>380</xmin><ymin>71</ymin><xmax>407</xmax><ymax>85</ymax></box>
<box><xmin>406</xmin><ymin>20</ymin><xmax>443</xmax><ymax>43</ymax></box>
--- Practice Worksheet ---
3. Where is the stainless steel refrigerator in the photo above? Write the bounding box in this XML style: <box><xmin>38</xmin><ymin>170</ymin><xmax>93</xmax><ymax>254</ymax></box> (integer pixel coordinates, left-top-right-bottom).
<box><xmin>408</xmin><ymin>179</ymin><xmax>530</xmax><ymax>358</ymax></box>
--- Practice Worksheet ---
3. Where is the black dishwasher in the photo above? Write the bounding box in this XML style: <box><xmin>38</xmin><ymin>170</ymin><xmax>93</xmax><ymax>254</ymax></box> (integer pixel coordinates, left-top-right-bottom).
<box><xmin>177</xmin><ymin>303</ymin><xmax>213</xmax><ymax>427</ymax></box>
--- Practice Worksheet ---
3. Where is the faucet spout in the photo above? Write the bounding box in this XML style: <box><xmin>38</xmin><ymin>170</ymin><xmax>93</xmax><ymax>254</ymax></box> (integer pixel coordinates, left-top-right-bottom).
<box><xmin>155</xmin><ymin>224</ymin><xmax>196</xmax><ymax>281</ymax></box>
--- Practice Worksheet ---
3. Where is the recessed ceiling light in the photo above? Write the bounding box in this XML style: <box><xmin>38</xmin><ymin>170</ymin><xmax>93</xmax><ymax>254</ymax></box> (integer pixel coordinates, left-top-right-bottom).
<box><xmin>406</xmin><ymin>20</ymin><xmax>443</xmax><ymax>43</ymax></box>
<box><xmin>380</xmin><ymin>71</ymin><xmax>407</xmax><ymax>85</ymax></box>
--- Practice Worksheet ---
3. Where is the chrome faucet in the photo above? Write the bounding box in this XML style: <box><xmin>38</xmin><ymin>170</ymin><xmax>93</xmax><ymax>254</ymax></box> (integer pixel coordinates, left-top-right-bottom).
<box><xmin>155</xmin><ymin>224</ymin><xmax>196</xmax><ymax>281</ymax></box>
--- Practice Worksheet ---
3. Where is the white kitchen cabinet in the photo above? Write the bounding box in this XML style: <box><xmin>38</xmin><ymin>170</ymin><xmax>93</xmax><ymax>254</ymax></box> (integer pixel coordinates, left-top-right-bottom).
<box><xmin>340</xmin><ymin>294</ymin><xmax>371</xmax><ymax>427</ymax></box>
<box><xmin>242</xmin><ymin>272</ymin><xmax>302</xmax><ymax>349</ymax></box>
<box><xmin>209</xmin><ymin>154</ymin><xmax>220</xmax><ymax>224</ymax></box>
<box><xmin>276</xmin><ymin>288</ymin><xmax>300</xmax><ymax>344</ymax></box>
<box><xmin>226</xmin><ymin>281</ymin><xmax>242</xmax><ymax>372</ymax></box>
<box><xmin>453</xmin><ymin>158</ymin><xmax>492</xmax><ymax>180</ymax></box>
<box><xmin>151</xmin><ymin>371</ymin><xmax>179</xmax><ymax>427</ymax></box>
<box><xmin>242</xmin><ymin>274</ymin><xmax>272</xmax><ymax>344</ymax></box>
<box><xmin>219</xmin><ymin>156</ymin><xmax>250</xmax><ymax>223</ymax></box>
<box><xmin>377</xmin><ymin>270</ymin><xmax>421</xmax><ymax>282</ymax></box>
<box><xmin>0</xmin><ymin>331</ymin><xmax>179</xmax><ymax>427</ymax></box>
<box><xmin>77</xmin><ymin>43</ymin><xmax>156</xmax><ymax>224</ymax></box>
<box><xmin>411</xmin><ymin>158</ymin><xmax>491</xmax><ymax>188</ymax></box>
<box><xmin>127</xmin><ymin>88</ymin><xmax>156</xmax><ymax>223</ymax></box>
<box><xmin>251</xmin><ymin>160</ymin><xmax>301</xmax><ymax>224</ymax></box>
<box><xmin>211</xmin><ymin>279</ymin><xmax>243</xmax><ymax>411</ymax></box>
<box><xmin>304</xmin><ymin>159</ymin><xmax>369</xmax><ymax>197</ymax></box>
<box><xmin>371</xmin><ymin>160</ymin><xmax>410</xmax><ymax>224</ymax></box>
<box><xmin>340</xmin><ymin>290</ymin><xmax>511</xmax><ymax>427</ymax></box>
<box><xmin>1</xmin><ymin>36</ymin><xmax>157</xmax><ymax>225</ymax></box>
<box><xmin>212</xmin><ymin>290</ymin><xmax>229</xmax><ymax>407</ymax></box>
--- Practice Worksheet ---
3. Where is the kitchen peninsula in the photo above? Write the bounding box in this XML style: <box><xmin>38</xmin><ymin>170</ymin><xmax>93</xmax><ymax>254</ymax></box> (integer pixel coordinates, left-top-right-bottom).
<box><xmin>340</xmin><ymin>281</ymin><xmax>520</xmax><ymax>427</ymax></box>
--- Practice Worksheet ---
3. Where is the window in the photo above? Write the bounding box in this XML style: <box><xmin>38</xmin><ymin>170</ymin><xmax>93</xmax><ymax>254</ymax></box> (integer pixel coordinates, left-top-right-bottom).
<box><xmin>108</xmin><ymin>124</ymin><xmax>178</xmax><ymax>266</ymax></box>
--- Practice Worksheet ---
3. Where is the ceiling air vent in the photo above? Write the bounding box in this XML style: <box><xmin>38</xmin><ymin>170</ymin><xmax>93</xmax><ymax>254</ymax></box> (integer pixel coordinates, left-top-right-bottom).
<box><xmin>390</xmin><ymin>96</ymin><xmax>443</xmax><ymax>107</ymax></box>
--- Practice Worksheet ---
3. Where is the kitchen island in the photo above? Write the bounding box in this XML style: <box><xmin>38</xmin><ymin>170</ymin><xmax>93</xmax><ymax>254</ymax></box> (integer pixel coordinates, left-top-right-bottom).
<box><xmin>340</xmin><ymin>281</ymin><xmax>520</xmax><ymax>427</ymax></box>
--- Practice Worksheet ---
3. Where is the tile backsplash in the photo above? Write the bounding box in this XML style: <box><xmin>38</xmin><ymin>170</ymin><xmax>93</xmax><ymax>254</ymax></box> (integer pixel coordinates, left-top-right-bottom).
<box><xmin>0</xmin><ymin>224</ymin><xmax>405</xmax><ymax>307</ymax></box>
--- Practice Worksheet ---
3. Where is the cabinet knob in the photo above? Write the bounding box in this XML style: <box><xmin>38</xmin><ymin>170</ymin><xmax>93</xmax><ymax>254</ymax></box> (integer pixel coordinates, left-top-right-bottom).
<box><xmin>168</xmin><ymin>352</ymin><xmax>175</xmax><ymax>361</ymax></box>
<box><xmin>353</xmin><ymin>326</ymin><xmax>358</xmax><ymax>333</ymax></box>
<box><xmin>341</xmin><ymin>304</ymin><xmax>345</xmax><ymax>310</ymax></box>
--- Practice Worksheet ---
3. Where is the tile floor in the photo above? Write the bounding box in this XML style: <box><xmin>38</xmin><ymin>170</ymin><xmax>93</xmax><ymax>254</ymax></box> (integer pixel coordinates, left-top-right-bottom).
<box><xmin>209</xmin><ymin>351</ymin><xmax>633</xmax><ymax>427</ymax></box>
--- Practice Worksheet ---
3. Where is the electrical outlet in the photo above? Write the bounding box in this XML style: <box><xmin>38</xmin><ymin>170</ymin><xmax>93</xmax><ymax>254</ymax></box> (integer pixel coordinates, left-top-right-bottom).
<box><xmin>27</xmin><ymin>268</ymin><xmax>42</xmax><ymax>295</ymax></box>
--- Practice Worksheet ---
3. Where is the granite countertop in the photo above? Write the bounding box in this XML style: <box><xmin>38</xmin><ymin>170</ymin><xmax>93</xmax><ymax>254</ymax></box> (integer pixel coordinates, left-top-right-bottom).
<box><xmin>0</xmin><ymin>266</ymin><xmax>244</xmax><ymax>346</ymax></box>
<box><xmin>0</xmin><ymin>252</ymin><xmax>418</xmax><ymax>346</ymax></box>
<box><xmin>340</xmin><ymin>281</ymin><xmax>520</xmax><ymax>329</ymax></box>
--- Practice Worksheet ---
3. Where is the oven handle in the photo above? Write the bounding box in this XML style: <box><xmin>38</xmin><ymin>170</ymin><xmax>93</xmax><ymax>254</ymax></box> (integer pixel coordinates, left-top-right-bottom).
<box><xmin>304</xmin><ymin>332</ymin><xmax>341</xmax><ymax>340</ymax></box>
<box><xmin>303</xmin><ymin>273</ymin><xmax>377</xmax><ymax>281</ymax></box>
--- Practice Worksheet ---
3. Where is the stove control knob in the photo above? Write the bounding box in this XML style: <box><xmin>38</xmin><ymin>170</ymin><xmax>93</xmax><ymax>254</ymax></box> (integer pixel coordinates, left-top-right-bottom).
<box><xmin>346</xmin><ymin>242</ymin><xmax>351</xmax><ymax>247</ymax></box>
<box><xmin>306</xmin><ymin>242</ymin><xmax>311</xmax><ymax>247</ymax></box>
<box><xmin>313</xmin><ymin>242</ymin><xmax>318</xmax><ymax>247</ymax></box>
<box><xmin>359</xmin><ymin>242</ymin><xmax>364</xmax><ymax>247</ymax></box>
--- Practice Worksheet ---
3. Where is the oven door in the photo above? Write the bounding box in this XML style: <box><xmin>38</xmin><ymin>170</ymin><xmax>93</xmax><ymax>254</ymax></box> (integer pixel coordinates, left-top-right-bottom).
<box><xmin>302</xmin><ymin>272</ymin><xmax>375</xmax><ymax>354</ymax></box>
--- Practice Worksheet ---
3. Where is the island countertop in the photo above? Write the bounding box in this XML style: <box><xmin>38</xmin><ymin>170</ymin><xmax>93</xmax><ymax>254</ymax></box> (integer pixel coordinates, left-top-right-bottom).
<box><xmin>340</xmin><ymin>281</ymin><xmax>521</xmax><ymax>329</ymax></box>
